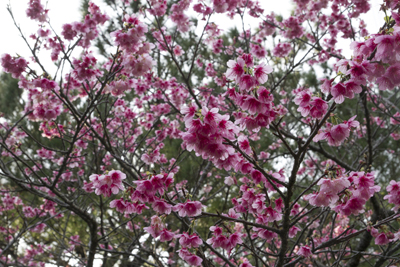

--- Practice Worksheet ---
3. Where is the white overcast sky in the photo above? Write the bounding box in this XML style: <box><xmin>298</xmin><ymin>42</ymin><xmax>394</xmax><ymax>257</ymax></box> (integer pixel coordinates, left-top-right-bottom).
<box><xmin>0</xmin><ymin>0</ymin><xmax>384</xmax><ymax>77</ymax></box>
<box><xmin>1</xmin><ymin>0</ymin><xmax>82</xmax><ymax>54</ymax></box>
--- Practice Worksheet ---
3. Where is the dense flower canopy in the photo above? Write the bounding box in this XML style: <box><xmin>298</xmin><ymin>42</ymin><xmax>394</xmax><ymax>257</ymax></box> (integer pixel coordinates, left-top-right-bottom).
<box><xmin>1</xmin><ymin>0</ymin><xmax>400</xmax><ymax>266</ymax></box>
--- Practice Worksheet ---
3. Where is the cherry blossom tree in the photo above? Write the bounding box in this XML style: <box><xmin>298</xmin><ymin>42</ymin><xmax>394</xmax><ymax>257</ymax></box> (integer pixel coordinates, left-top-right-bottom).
<box><xmin>1</xmin><ymin>0</ymin><xmax>400</xmax><ymax>266</ymax></box>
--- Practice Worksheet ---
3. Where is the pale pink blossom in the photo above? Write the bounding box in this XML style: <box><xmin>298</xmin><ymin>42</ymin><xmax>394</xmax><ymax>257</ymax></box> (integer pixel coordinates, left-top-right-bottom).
<box><xmin>173</xmin><ymin>201</ymin><xmax>203</xmax><ymax>217</ymax></box>
<box><xmin>152</xmin><ymin>199</ymin><xmax>173</xmax><ymax>214</ymax></box>
<box><xmin>143</xmin><ymin>215</ymin><xmax>164</xmax><ymax>238</ymax></box>
<box><xmin>238</xmin><ymin>74</ymin><xmax>256</xmax><ymax>92</ymax></box>
<box><xmin>159</xmin><ymin>229</ymin><xmax>175</xmax><ymax>242</ymax></box>
<box><xmin>177</xmin><ymin>232</ymin><xmax>203</xmax><ymax>248</ymax></box>
<box><xmin>375</xmin><ymin>233</ymin><xmax>390</xmax><ymax>245</ymax></box>
<box><xmin>289</xmin><ymin>226</ymin><xmax>301</xmax><ymax>238</ymax></box>
<box><xmin>177</xmin><ymin>248</ymin><xmax>203</xmax><ymax>266</ymax></box>
<box><xmin>110</xmin><ymin>198</ymin><xmax>128</xmax><ymax>213</ymax></box>
<box><xmin>297</xmin><ymin>245</ymin><xmax>312</xmax><ymax>257</ymax></box>
<box><xmin>226</xmin><ymin>58</ymin><xmax>245</xmax><ymax>82</ymax></box>
<box><xmin>26</xmin><ymin>0</ymin><xmax>48</xmax><ymax>22</ymax></box>
<box><xmin>253</xmin><ymin>63</ymin><xmax>273</xmax><ymax>84</ymax></box>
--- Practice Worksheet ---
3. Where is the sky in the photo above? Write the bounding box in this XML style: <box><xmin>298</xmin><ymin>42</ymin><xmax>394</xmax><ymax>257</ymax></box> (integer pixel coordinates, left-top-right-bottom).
<box><xmin>1</xmin><ymin>0</ymin><xmax>82</xmax><ymax>55</ymax></box>
<box><xmin>0</xmin><ymin>0</ymin><xmax>82</xmax><ymax>76</ymax></box>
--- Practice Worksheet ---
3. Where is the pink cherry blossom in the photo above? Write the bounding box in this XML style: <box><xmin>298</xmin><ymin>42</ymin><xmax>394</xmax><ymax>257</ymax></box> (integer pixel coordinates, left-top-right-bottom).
<box><xmin>159</xmin><ymin>229</ymin><xmax>175</xmax><ymax>242</ymax></box>
<box><xmin>297</xmin><ymin>245</ymin><xmax>312</xmax><ymax>257</ymax></box>
<box><xmin>253</xmin><ymin>63</ymin><xmax>273</xmax><ymax>84</ymax></box>
<box><xmin>26</xmin><ymin>0</ymin><xmax>48</xmax><ymax>22</ymax></box>
<box><xmin>173</xmin><ymin>201</ymin><xmax>203</xmax><ymax>217</ymax></box>
<box><xmin>222</xmin><ymin>208</ymin><xmax>240</xmax><ymax>219</ymax></box>
<box><xmin>143</xmin><ymin>215</ymin><xmax>164</xmax><ymax>238</ymax></box>
<box><xmin>384</xmin><ymin>180</ymin><xmax>400</xmax><ymax>211</ymax></box>
<box><xmin>1</xmin><ymin>54</ymin><xmax>28</xmax><ymax>78</ymax></box>
<box><xmin>239</xmin><ymin>259</ymin><xmax>255</xmax><ymax>267</ymax></box>
<box><xmin>110</xmin><ymin>198</ymin><xmax>128</xmax><ymax>213</ymax></box>
<box><xmin>314</xmin><ymin>116</ymin><xmax>359</xmax><ymax>147</ymax></box>
<box><xmin>152</xmin><ymin>199</ymin><xmax>173</xmax><ymax>214</ymax></box>
<box><xmin>330</xmin><ymin>124</ymin><xmax>349</xmax><ymax>143</ymax></box>
<box><xmin>238</xmin><ymin>74</ymin><xmax>256</xmax><ymax>92</ymax></box>
<box><xmin>289</xmin><ymin>226</ymin><xmax>301</xmax><ymax>238</ymax></box>
<box><xmin>331</xmin><ymin>83</ymin><xmax>352</xmax><ymax>104</ymax></box>
<box><xmin>177</xmin><ymin>232</ymin><xmax>203</xmax><ymax>248</ymax></box>
<box><xmin>375</xmin><ymin>233</ymin><xmax>391</xmax><ymax>245</ymax></box>
<box><xmin>273</xmin><ymin>42</ymin><xmax>292</xmax><ymax>57</ymax></box>
<box><xmin>226</xmin><ymin>58</ymin><xmax>245</xmax><ymax>82</ymax></box>
<box><xmin>3</xmin><ymin>1</ymin><xmax>400</xmax><ymax>265</ymax></box>
<box><xmin>309</xmin><ymin>97</ymin><xmax>328</xmax><ymax>119</ymax></box>
<box><xmin>177</xmin><ymin>248</ymin><xmax>203</xmax><ymax>266</ymax></box>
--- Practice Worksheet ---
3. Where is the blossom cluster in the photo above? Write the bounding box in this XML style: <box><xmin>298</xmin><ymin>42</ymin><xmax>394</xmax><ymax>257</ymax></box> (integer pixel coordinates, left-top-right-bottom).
<box><xmin>87</xmin><ymin>170</ymin><xmax>126</xmax><ymax>197</ymax></box>
<box><xmin>181</xmin><ymin>105</ymin><xmax>241</xmax><ymax>170</ymax></box>
<box><xmin>0</xmin><ymin>54</ymin><xmax>28</xmax><ymax>79</ymax></box>
<box><xmin>314</xmin><ymin>115</ymin><xmax>360</xmax><ymax>147</ymax></box>
<box><xmin>26</xmin><ymin>0</ymin><xmax>48</xmax><ymax>22</ymax></box>
<box><xmin>384</xmin><ymin>180</ymin><xmax>400</xmax><ymax>211</ymax></box>
<box><xmin>294</xmin><ymin>87</ymin><xmax>328</xmax><ymax>119</ymax></box>
<box><xmin>305</xmin><ymin>171</ymin><xmax>380</xmax><ymax>216</ymax></box>
<box><xmin>59</xmin><ymin>2</ymin><xmax>108</xmax><ymax>50</ymax></box>
<box><xmin>102</xmin><ymin>171</ymin><xmax>206</xmax><ymax>266</ymax></box>
<box><xmin>207</xmin><ymin>225</ymin><xmax>244</xmax><ymax>254</ymax></box>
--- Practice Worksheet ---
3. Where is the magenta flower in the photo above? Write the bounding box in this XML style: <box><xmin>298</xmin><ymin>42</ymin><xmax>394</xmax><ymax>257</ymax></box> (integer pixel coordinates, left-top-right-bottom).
<box><xmin>384</xmin><ymin>180</ymin><xmax>400</xmax><ymax>211</ymax></box>
<box><xmin>207</xmin><ymin>232</ymin><xmax>229</xmax><ymax>249</ymax></box>
<box><xmin>384</xmin><ymin>63</ymin><xmax>400</xmax><ymax>86</ymax></box>
<box><xmin>238</xmin><ymin>74</ymin><xmax>256</xmax><ymax>92</ymax></box>
<box><xmin>264</xmin><ymin>206</ymin><xmax>283</xmax><ymax>222</ymax></box>
<box><xmin>289</xmin><ymin>226</ymin><xmax>301</xmax><ymax>238</ymax></box>
<box><xmin>374</xmin><ymin>35</ymin><xmax>395</xmax><ymax>62</ymax></box>
<box><xmin>228</xmin><ymin>232</ymin><xmax>243</xmax><ymax>248</ymax></box>
<box><xmin>110</xmin><ymin>198</ymin><xmax>128</xmax><ymax>213</ymax></box>
<box><xmin>309</xmin><ymin>97</ymin><xmax>328</xmax><ymax>119</ymax></box>
<box><xmin>238</xmin><ymin>95</ymin><xmax>267</xmax><ymax>115</ymax></box>
<box><xmin>257</xmin><ymin>228</ymin><xmax>278</xmax><ymax>241</ymax></box>
<box><xmin>250</xmin><ymin>169</ymin><xmax>265</xmax><ymax>184</ymax></box>
<box><xmin>273</xmin><ymin>42</ymin><xmax>292</xmax><ymax>57</ymax></box>
<box><xmin>239</xmin><ymin>259</ymin><xmax>255</xmax><ymax>267</ymax></box>
<box><xmin>159</xmin><ymin>229</ymin><xmax>175</xmax><ymax>242</ymax></box>
<box><xmin>330</xmin><ymin>124</ymin><xmax>349</xmax><ymax>143</ymax></box>
<box><xmin>226</xmin><ymin>58</ymin><xmax>245</xmax><ymax>82</ymax></box>
<box><xmin>222</xmin><ymin>208</ymin><xmax>240</xmax><ymax>219</ymax></box>
<box><xmin>297</xmin><ymin>245</ymin><xmax>312</xmax><ymax>257</ymax></box>
<box><xmin>26</xmin><ymin>0</ymin><xmax>48</xmax><ymax>22</ymax></box>
<box><xmin>314</xmin><ymin>116</ymin><xmax>359</xmax><ymax>147</ymax></box>
<box><xmin>294</xmin><ymin>89</ymin><xmax>312</xmax><ymax>108</ymax></box>
<box><xmin>257</xmin><ymin>86</ymin><xmax>274</xmax><ymax>103</ymax></box>
<box><xmin>254</xmin><ymin>63</ymin><xmax>273</xmax><ymax>84</ymax></box>
<box><xmin>143</xmin><ymin>215</ymin><xmax>164</xmax><ymax>238</ymax></box>
<box><xmin>240</xmin><ymin>53</ymin><xmax>253</xmax><ymax>66</ymax></box>
<box><xmin>305</xmin><ymin>177</ymin><xmax>350</xmax><ymax>207</ymax></box>
<box><xmin>335</xmin><ymin>196</ymin><xmax>366</xmax><ymax>216</ymax></box>
<box><xmin>152</xmin><ymin>199</ymin><xmax>173</xmax><ymax>215</ymax></box>
<box><xmin>331</xmin><ymin>83</ymin><xmax>352</xmax><ymax>104</ymax></box>
<box><xmin>1</xmin><ymin>54</ymin><xmax>28</xmax><ymax>79</ymax></box>
<box><xmin>177</xmin><ymin>248</ymin><xmax>203</xmax><ymax>266</ymax></box>
<box><xmin>320</xmin><ymin>78</ymin><xmax>333</xmax><ymax>94</ymax></box>
<box><xmin>177</xmin><ymin>232</ymin><xmax>203</xmax><ymax>248</ymax></box>
<box><xmin>173</xmin><ymin>201</ymin><xmax>203</xmax><ymax>217</ymax></box>
<box><xmin>375</xmin><ymin>233</ymin><xmax>390</xmax><ymax>245</ymax></box>
<box><xmin>88</xmin><ymin>171</ymin><xmax>126</xmax><ymax>197</ymax></box>
<box><xmin>202</xmin><ymin>107</ymin><xmax>220</xmax><ymax>128</ymax></box>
